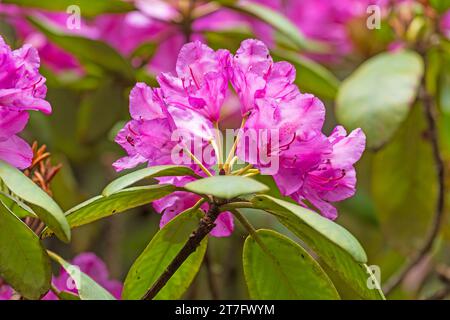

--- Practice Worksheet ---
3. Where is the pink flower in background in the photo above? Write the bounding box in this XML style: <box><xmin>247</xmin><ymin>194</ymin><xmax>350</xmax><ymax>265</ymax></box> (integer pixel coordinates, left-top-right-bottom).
<box><xmin>0</xmin><ymin>281</ymin><xmax>13</xmax><ymax>300</ymax></box>
<box><xmin>43</xmin><ymin>253</ymin><xmax>122</xmax><ymax>300</ymax></box>
<box><xmin>230</xmin><ymin>39</ymin><xmax>298</xmax><ymax>116</ymax></box>
<box><xmin>1</xmin><ymin>253</ymin><xmax>121</xmax><ymax>300</ymax></box>
<box><xmin>113</xmin><ymin>81</ymin><xmax>216</xmax><ymax>172</ymax></box>
<box><xmin>0</xmin><ymin>35</ymin><xmax>51</xmax><ymax>169</ymax></box>
<box><xmin>0</xmin><ymin>5</ymin><xmax>91</xmax><ymax>72</ymax></box>
<box><xmin>228</xmin><ymin>39</ymin><xmax>366</xmax><ymax>219</ymax></box>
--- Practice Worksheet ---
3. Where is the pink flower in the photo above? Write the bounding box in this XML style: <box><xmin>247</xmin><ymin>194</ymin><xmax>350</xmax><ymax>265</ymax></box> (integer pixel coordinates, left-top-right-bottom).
<box><xmin>0</xmin><ymin>35</ymin><xmax>51</xmax><ymax>169</ymax></box>
<box><xmin>43</xmin><ymin>252</ymin><xmax>122</xmax><ymax>300</ymax></box>
<box><xmin>113</xmin><ymin>82</ymin><xmax>215</xmax><ymax>171</ymax></box>
<box><xmin>230</xmin><ymin>39</ymin><xmax>298</xmax><ymax>115</ymax></box>
<box><xmin>157</xmin><ymin>41</ymin><xmax>230</xmax><ymax>122</ymax></box>
<box><xmin>114</xmin><ymin>79</ymin><xmax>230</xmax><ymax>236</ymax></box>
<box><xmin>237</xmin><ymin>93</ymin><xmax>326</xmax><ymax>175</ymax></box>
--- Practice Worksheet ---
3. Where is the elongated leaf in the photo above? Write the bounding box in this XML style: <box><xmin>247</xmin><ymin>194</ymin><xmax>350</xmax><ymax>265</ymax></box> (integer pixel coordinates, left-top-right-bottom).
<box><xmin>222</xmin><ymin>1</ymin><xmax>326</xmax><ymax>52</ymax></box>
<box><xmin>243</xmin><ymin>229</ymin><xmax>339</xmax><ymax>299</ymax></box>
<box><xmin>42</xmin><ymin>185</ymin><xmax>176</xmax><ymax>237</ymax></box>
<box><xmin>336</xmin><ymin>51</ymin><xmax>424</xmax><ymax>149</ymax></box>
<box><xmin>103</xmin><ymin>165</ymin><xmax>200</xmax><ymax>196</ymax></box>
<box><xmin>252</xmin><ymin>195</ymin><xmax>366</xmax><ymax>262</ymax></box>
<box><xmin>3</xmin><ymin>0</ymin><xmax>134</xmax><ymax>18</ymax></box>
<box><xmin>0</xmin><ymin>201</ymin><xmax>51</xmax><ymax>299</ymax></box>
<box><xmin>272</xmin><ymin>49</ymin><xmax>340</xmax><ymax>100</ymax></box>
<box><xmin>28</xmin><ymin>16</ymin><xmax>135</xmax><ymax>80</ymax></box>
<box><xmin>283</xmin><ymin>217</ymin><xmax>384</xmax><ymax>300</ymax></box>
<box><xmin>185</xmin><ymin>176</ymin><xmax>268</xmax><ymax>200</ymax></box>
<box><xmin>48</xmin><ymin>251</ymin><xmax>115</xmax><ymax>300</ymax></box>
<box><xmin>250</xmin><ymin>195</ymin><xmax>385</xmax><ymax>300</ymax></box>
<box><xmin>372</xmin><ymin>105</ymin><xmax>437</xmax><ymax>253</ymax></box>
<box><xmin>0</xmin><ymin>160</ymin><xmax>70</xmax><ymax>242</ymax></box>
<box><xmin>0</xmin><ymin>191</ymin><xmax>36</xmax><ymax>219</ymax></box>
<box><xmin>123</xmin><ymin>209</ymin><xmax>207</xmax><ymax>300</ymax></box>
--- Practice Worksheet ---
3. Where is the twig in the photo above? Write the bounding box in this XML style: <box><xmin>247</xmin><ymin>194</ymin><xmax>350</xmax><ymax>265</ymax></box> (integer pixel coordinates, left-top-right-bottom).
<box><xmin>383</xmin><ymin>79</ymin><xmax>446</xmax><ymax>295</ymax></box>
<box><xmin>181</xmin><ymin>0</ymin><xmax>196</xmax><ymax>43</ymax></box>
<box><xmin>425</xmin><ymin>265</ymin><xmax>450</xmax><ymax>300</ymax></box>
<box><xmin>142</xmin><ymin>201</ymin><xmax>224</xmax><ymax>300</ymax></box>
<box><xmin>204</xmin><ymin>249</ymin><xmax>220</xmax><ymax>300</ymax></box>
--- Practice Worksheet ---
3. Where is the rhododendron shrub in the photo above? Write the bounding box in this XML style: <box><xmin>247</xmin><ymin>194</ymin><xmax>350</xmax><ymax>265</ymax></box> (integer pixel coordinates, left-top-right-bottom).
<box><xmin>113</xmin><ymin>39</ymin><xmax>365</xmax><ymax>226</ymax></box>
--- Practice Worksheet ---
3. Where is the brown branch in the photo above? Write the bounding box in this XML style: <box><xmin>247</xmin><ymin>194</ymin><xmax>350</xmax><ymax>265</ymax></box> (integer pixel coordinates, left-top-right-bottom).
<box><xmin>425</xmin><ymin>265</ymin><xmax>450</xmax><ymax>300</ymax></box>
<box><xmin>142</xmin><ymin>201</ymin><xmax>223</xmax><ymax>300</ymax></box>
<box><xmin>383</xmin><ymin>79</ymin><xmax>446</xmax><ymax>295</ymax></box>
<box><xmin>181</xmin><ymin>0</ymin><xmax>196</xmax><ymax>43</ymax></box>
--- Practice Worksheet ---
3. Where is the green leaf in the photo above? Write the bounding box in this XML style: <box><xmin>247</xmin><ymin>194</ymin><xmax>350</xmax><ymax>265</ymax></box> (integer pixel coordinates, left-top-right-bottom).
<box><xmin>103</xmin><ymin>165</ymin><xmax>201</xmax><ymax>196</ymax></box>
<box><xmin>372</xmin><ymin>104</ymin><xmax>437</xmax><ymax>254</ymax></box>
<box><xmin>0</xmin><ymin>160</ymin><xmax>70</xmax><ymax>242</ymax></box>
<box><xmin>429</xmin><ymin>0</ymin><xmax>450</xmax><ymax>12</ymax></box>
<box><xmin>251</xmin><ymin>195</ymin><xmax>366</xmax><ymax>262</ymax></box>
<box><xmin>243</xmin><ymin>229</ymin><xmax>339</xmax><ymax>299</ymax></box>
<box><xmin>48</xmin><ymin>251</ymin><xmax>115</xmax><ymax>300</ymax></box>
<box><xmin>250</xmin><ymin>195</ymin><xmax>384</xmax><ymax>299</ymax></box>
<box><xmin>336</xmin><ymin>51</ymin><xmax>424</xmax><ymax>149</ymax></box>
<box><xmin>184</xmin><ymin>176</ymin><xmax>269</xmax><ymax>200</ymax></box>
<box><xmin>222</xmin><ymin>1</ymin><xmax>327</xmax><ymax>52</ymax></box>
<box><xmin>0</xmin><ymin>201</ymin><xmax>51</xmax><ymax>299</ymax></box>
<box><xmin>0</xmin><ymin>191</ymin><xmax>36</xmax><ymax>219</ymax></box>
<box><xmin>28</xmin><ymin>16</ymin><xmax>135</xmax><ymax>81</ymax></box>
<box><xmin>123</xmin><ymin>209</ymin><xmax>207</xmax><ymax>300</ymax></box>
<box><xmin>130</xmin><ymin>41</ymin><xmax>157</xmax><ymax>60</ymax></box>
<box><xmin>272</xmin><ymin>49</ymin><xmax>340</xmax><ymax>100</ymax></box>
<box><xmin>3</xmin><ymin>0</ymin><xmax>134</xmax><ymax>18</ymax></box>
<box><xmin>42</xmin><ymin>185</ymin><xmax>176</xmax><ymax>237</ymax></box>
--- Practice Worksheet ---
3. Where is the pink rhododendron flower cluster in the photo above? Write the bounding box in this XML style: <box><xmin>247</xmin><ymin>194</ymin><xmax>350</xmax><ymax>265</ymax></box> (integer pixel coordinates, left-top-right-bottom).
<box><xmin>0</xmin><ymin>253</ymin><xmax>121</xmax><ymax>300</ymax></box>
<box><xmin>114</xmin><ymin>39</ymin><xmax>365</xmax><ymax>234</ymax></box>
<box><xmin>0</xmin><ymin>35</ymin><xmax>51</xmax><ymax>169</ymax></box>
